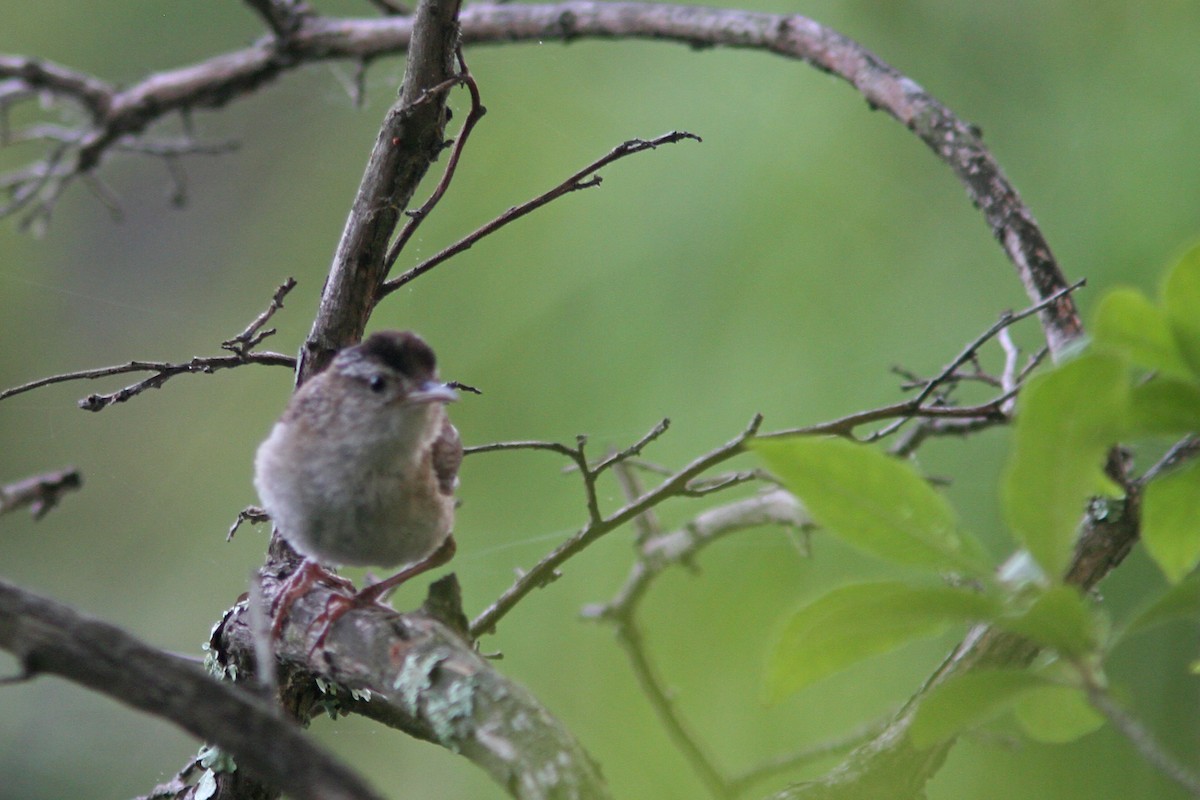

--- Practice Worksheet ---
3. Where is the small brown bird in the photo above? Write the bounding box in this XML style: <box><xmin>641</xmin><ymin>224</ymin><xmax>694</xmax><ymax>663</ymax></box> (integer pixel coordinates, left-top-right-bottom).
<box><xmin>254</xmin><ymin>331</ymin><xmax>462</xmax><ymax>630</ymax></box>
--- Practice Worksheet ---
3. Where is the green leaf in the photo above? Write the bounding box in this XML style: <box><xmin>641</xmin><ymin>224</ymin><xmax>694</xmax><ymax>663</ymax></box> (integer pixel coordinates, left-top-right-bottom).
<box><xmin>911</xmin><ymin>669</ymin><xmax>1048</xmax><ymax>748</ymax></box>
<box><xmin>1013</xmin><ymin>684</ymin><xmax>1105</xmax><ymax>744</ymax></box>
<box><xmin>1094</xmin><ymin>288</ymin><xmax>1192</xmax><ymax>377</ymax></box>
<box><xmin>765</xmin><ymin>581</ymin><xmax>999</xmax><ymax>702</ymax></box>
<box><xmin>1142</xmin><ymin>460</ymin><xmax>1200</xmax><ymax>583</ymax></box>
<box><xmin>1164</xmin><ymin>243</ymin><xmax>1200</xmax><ymax>377</ymax></box>
<box><xmin>1129</xmin><ymin>378</ymin><xmax>1200</xmax><ymax>437</ymax></box>
<box><xmin>1121</xmin><ymin>573</ymin><xmax>1200</xmax><ymax>639</ymax></box>
<box><xmin>754</xmin><ymin>437</ymin><xmax>989</xmax><ymax>575</ymax></box>
<box><xmin>1003</xmin><ymin>353</ymin><xmax>1129</xmax><ymax>581</ymax></box>
<box><xmin>999</xmin><ymin>585</ymin><xmax>1102</xmax><ymax>657</ymax></box>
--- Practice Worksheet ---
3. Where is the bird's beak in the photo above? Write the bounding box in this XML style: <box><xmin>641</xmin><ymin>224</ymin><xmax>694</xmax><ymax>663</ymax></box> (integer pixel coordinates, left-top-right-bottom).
<box><xmin>405</xmin><ymin>381</ymin><xmax>458</xmax><ymax>405</ymax></box>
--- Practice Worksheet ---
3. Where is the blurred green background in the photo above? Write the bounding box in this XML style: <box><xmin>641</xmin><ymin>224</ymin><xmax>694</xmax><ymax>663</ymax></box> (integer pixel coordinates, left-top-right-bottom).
<box><xmin>1</xmin><ymin>1</ymin><xmax>1198</xmax><ymax>798</ymax></box>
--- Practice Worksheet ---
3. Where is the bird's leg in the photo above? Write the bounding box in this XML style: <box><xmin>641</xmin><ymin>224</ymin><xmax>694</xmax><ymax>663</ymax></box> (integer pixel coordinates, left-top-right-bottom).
<box><xmin>300</xmin><ymin>536</ymin><xmax>458</xmax><ymax>653</ymax></box>
<box><xmin>270</xmin><ymin>558</ymin><xmax>355</xmax><ymax>639</ymax></box>
<box><xmin>355</xmin><ymin>535</ymin><xmax>457</xmax><ymax>606</ymax></box>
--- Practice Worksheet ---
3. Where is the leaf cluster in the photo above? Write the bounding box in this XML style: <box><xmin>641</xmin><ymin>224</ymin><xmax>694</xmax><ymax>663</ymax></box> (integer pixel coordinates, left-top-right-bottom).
<box><xmin>753</xmin><ymin>243</ymin><xmax>1200</xmax><ymax>754</ymax></box>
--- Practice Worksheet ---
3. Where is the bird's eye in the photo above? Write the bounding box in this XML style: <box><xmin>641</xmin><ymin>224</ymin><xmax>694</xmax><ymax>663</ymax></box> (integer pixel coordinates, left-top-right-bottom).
<box><xmin>368</xmin><ymin>375</ymin><xmax>387</xmax><ymax>393</ymax></box>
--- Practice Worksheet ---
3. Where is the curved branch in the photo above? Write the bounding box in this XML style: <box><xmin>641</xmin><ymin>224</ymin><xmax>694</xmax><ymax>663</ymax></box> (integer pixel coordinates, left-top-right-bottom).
<box><xmin>3</xmin><ymin>2</ymin><xmax>1078</xmax><ymax>353</ymax></box>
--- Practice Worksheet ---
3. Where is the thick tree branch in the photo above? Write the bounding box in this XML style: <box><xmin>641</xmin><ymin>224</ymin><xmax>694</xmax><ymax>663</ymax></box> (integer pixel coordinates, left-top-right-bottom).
<box><xmin>0</xmin><ymin>580</ymin><xmax>383</xmax><ymax>800</ymax></box>
<box><xmin>213</xmin><ymin>574</ymin><xmax>611</xmax><ymax>800</ymax></box>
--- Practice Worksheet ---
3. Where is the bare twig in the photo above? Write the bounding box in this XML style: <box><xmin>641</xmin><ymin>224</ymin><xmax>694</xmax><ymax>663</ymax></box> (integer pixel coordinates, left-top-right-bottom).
<box><xmin>619</xmin><ymin>619</ymin><xmax>732</xmax><ymax>798</ymax></box>
<box><xmin>470</xmin><ymin>415</ymin><xmax>760</xmax><ymax>637</ymax></box>
<box><xmin>584</xmin><ymin>486</ymin><xmax>848</xmax><ymax>798</ymax></box>
<box><xmin>612</xmin><ymin>459</ymin><xmax>660</xmax><ymax>543</ymax></box>
<box><xmin>228</xmin><ymin>505</ymin><xmax>270</xmax><ymax>541</ymax></box>
<box><xmin>0</xmin><ymin>281</ymin><xmax>298</xmax><ymax>409</ymax></box>
<box><xmin>243</xmin><ymin>0</ymin><xmax>314</xmax><ymax>38</ymax></box>
<box><xmin>725</xmin><ymin>717</ymin><xmax>890</xmax><ymax>795</ymax></box>
<box><xmin>871</xmin><ymin>279</ymin><xmax>1085</xmax><ymax>442</ymax></box>
<box><xmin>759</xmin><ymin>394</ymin><xmax>1014</xmax><ymax>443</ymax></box>
<box><xmin>379</xmin><ymin>130</ymin><xmax>701</xmax><ymax>296</ymax></box>
<box><xmin>0</xmin><ymin>467</ymin><xmax>82</xmax><ymax>520</ymax></box>
<box><xmin>1140</xmin><ymin>435</ymin><xmax>1200</xmax><ymax>486</ymax></box>
<box><xmin>222</xmin><ymin>277</ymin><xmax>298</xmax><ymax>354</ymax></box>
<box><xmin>585</xmin><ymin>489</ymin><xmax>809</xmax><ymax>623</ymax></box>
<box><xmin>0</xmin><ymin>352</ymin><xmax>293</xmax><ymax>409</ymax></box>
<box><xmin>1078</xmin><ymin>665</ymin><xmax>1200</xmax><ymax>798</ymax></box>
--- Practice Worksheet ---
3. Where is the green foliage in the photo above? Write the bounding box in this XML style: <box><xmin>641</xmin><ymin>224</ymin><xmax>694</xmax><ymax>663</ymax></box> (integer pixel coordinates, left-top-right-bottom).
<box><xmin>756</xmin><ymin>243</ymin><xmax>1200</xmax><ymax>754</ymax></box>
<box><xmin>1122</xmin><ymin>572</ymin><xmax>1200</xmax><ymax>639</ymax></box>
<box><xmin>1093</xmin><ymin>288</ymin><xmax>1191</xmax><ymax>379</ymax></box>
<box><xmin>764</xmin><ymin>581</ymin><xmax>1000</xmax><ymax>702</ymax></box>
<box><xmin>1091</xmin><ymin>242</ymin><xmax>1200</xmax><ymax>583</ymax></box>
<box><xmin>911</xmin><ymin>670</ymin><xmax>1101</xmax><ymax>748</ymax></box>
<box><xmin>753</xmin><ymin>437</ymin><xmax>991</xmax><ymax>575</ymax></box>
<box><xmin>996</xmin><ymin>585</ymin><xmax>1103</xmax><ymax>658</ymax></box>
<box><xmin>1002</xmin><ymin>352</ymin><xmax>1128</xmax><ymax>581</ymax></box>
<box><xmin>1163</xmin><ymin>245</ymin><xmax>1200</xmax><ymax>375</ymax></box>
<box><xmin>1142</xmin><ymin>461</ymin><xmax>1200</xmax><ymax>583</ymax></box>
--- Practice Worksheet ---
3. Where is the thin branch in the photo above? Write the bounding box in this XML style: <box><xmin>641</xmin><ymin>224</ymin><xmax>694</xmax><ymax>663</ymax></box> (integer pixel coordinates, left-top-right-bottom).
<box><xmin>0</xmin><ymin>55</ymin><xmax>113</xmax><ymax>116</ymax></box>
<box><xmin>0</xmin><ymin>351</ymin><xmax>293</xmax><ymax>409</ymax></box>
<box><xmin>222</xmin><ymin>277</ymin><xmax>298</xmax><ymax>355</ymax></box>
<box><xmin>618</xmin><ymin>619</ymin><xmax>732</xmax><ymax>799</ymax></box>
<box><xmin>871</xmin><ymin>279</ymin><xmax>1085</xmax><ymax>442</ymax></box>
<box><xmin>585</xmin><ymin>488</ymin><xmax>809</xmax><ymax>624</ymax></box>
<box><xmin>1139</xmin><ymin>435</ymin><xmax>1200</xmax><ymax>486</ymax></box>
<box><xmin>1079</xmin><ymin>666</ymin><xmax>1200</xmax><ymax>798</ymax></box>
<box><xmin>471</xmin><ymin>415</ymin><xmax>762</xmax><ymax>637</ymax></box>
<box><xmin>759</xmin><ymin>394</ymin><xmax>1014</xmax><ymax>442</ymax></box>
<box><xmin>725</xmin><ymin>717</ymin><xmax>890</xmax><ymax>796</ymax></box>
<box><xmin>908</xmin><ymin>279</ymin><xmax>1084</xmax><ymax>409</ymax></box>
<box><xmin>592</xmin><ymin>418</ymin><xmax>672</xmax><ymax>474</ymax></box>
<box><xmin>379</xmin><ymin>130</ymin><xmax>701</xmax><ymax>297</ymax></box>
<box><xmin>0</xmin><ymin>467</ymin><xmax>82</xmax><ymax>520</ymax></box>
<box><xmin>612</xmin><ymin>458</ymin><xmax>661</xmax><ymax>543</ymax></box>
<box><xmin>583</xmin><ymin>486</ymin><xmax>834</xmax><ymax>798</ymax></box>
<box><xmin>0</xmin><ymin>281</ymin><xmax>298</xmax><ymax>408</ymax></box>
<box><xmin>243</xmin><ymin>0</ymin><xmax>315</xmax><ymax>39</ymax></box>
<box><xmin>471</xmin><ymin>281</ymin><xmax>1080</xmax><ymax>639</ymax></box>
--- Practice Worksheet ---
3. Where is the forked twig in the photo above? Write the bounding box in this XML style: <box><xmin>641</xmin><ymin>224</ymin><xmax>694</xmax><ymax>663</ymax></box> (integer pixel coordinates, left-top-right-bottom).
<box><xmin>469</xmin><ymin>415</ymin><xmax>759</xmax><ymax>637</ymax></box>
<box><xmin>0</xmin><ymin>279</ymin><xmax>297</xmax><ymax>409</ymax></box>
<box><xmin>379</xmin><ymin>130</ymin><xmax>701</xmax><ymax>297</ymax></box>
